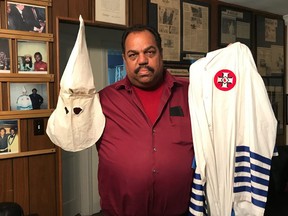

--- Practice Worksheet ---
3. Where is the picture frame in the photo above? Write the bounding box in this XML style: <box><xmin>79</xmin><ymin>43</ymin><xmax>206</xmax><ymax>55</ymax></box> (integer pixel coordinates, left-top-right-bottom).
<box><xmin>148</xmin><ymin>0</ymin><xmax>209</xmax><ymax>65</ymax></box>
<box><xmin>17</xmin><ymin>39</ymin><xmax>48</xmax><ymax>74</ymax></box>
<box><xmin>9</xmin><ymin>82</ymin><xmax>48</xmax><ymax>111</ymax></box>
<box><xmin>257</xmin><ymin>15</ymin><xmax>285</xmax><ymax>135</ymax></box>
<box><xmin>95</xmin><ymin>0</ymin><xmax>128</xmax><ymax>27</ymax></box>
<box><xmin>256</xmin><ymin>15</ymin><xmax>285</xmax><ymax>77</ymax></box>
<box><xmin>0</xmin><ymin>38</ymin><xmax>11</xmax><ymax>73</ymax></box>
<box><xmin>182</xmin><ymin>1</ymin><xmax>209</xmax><ymax>54</ymax></box>
<box><xmin>7</xmin><ymin>1</ymin><xmax>47</xmax><ymax>34</ymax></box>
<box><xmin>0</xmin><ymin>119</ymin><xmax>20</xmax><ymax>155</ymax></box>
<box><xmin>219</xmin><ymin>5</ymin><xmax>252</xmax><ymax>48</ymax></box>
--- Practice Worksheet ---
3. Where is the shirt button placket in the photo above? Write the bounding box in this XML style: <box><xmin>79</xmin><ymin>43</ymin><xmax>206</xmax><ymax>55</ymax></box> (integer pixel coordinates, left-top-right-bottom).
<box><xmin>152</xmin><ymin>128</ymin><xmax>156</xmax><ymax>152</ymax></box>
<box><xmin>152</xmin><ymin>128</ymin><xmax>157</xmax><ymax>174</ymax></box>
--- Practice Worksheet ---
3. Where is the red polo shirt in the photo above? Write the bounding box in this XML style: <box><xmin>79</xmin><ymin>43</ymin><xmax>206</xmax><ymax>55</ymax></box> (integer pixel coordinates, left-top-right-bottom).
<box><xmin>97</xmin><ymin>71</ymin><xmax>194</xmax><ymax>216</ymax></box>
<box><xmin>34</xmin><ymin>61</ymin><xmax>47</xmax><ymax>71</ymax></box>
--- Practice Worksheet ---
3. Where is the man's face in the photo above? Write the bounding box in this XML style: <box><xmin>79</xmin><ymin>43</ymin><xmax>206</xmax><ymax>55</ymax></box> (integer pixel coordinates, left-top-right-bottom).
<box><xmin>16</xmin><ymin>4</ymin><xmax>25</xmax><ymax>11</ymax></box>
<box><xmin>7</xmin><ymin>4</ymin><xmax>11</xmax><ymax>13</ymax></box>
<box><xmin>0</xmin><ymin>129</ymin><xmax>5</xmax><ymax>136</ymax></box>
<box><xmin>35</xmin><ymin>54</ymin><xmax>41</xmax><ymax>62</ymax></box>
<box><xmin>123</xmin><ymin>30</ymin><xmax>164</xmax><ymax>89</ymax></box>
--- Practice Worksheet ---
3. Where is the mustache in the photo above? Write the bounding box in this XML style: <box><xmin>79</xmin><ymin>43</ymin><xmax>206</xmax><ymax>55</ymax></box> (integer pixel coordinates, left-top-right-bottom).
<box><xmin>135</xmin><ymin>65</ymin><xmax>154</xmax><ymax>73</ymax></box>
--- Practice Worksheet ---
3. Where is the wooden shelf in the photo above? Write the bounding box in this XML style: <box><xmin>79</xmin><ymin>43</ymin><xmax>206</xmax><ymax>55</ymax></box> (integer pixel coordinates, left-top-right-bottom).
<box><xmin>0</xmin><ymin>148</ymin><xmax>56</xmax><ymax>160</ymax></box>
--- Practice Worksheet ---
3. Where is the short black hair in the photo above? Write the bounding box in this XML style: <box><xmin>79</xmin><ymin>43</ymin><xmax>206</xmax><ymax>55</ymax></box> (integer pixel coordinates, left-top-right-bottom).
<box><xmin>121</xmin><ymin>24</ymin><xmax>162</xmax><ymax>54</ymax></box>
<box><xmin>10</xmin><ymin>127</ymin><xmax>17</xmax><ymax>133</ymax></box>
<box><xmin>34</xmin><ymin>52</ymin><xmax>42</xmax><ymax>60</ymax></box>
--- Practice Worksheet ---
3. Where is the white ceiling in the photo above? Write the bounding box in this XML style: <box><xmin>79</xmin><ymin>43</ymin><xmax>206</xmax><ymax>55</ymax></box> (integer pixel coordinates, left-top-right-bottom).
<box><xmin>220</xmin><ymin>0</ymin><xmax>288</xmax><ymax>16</ymax></box>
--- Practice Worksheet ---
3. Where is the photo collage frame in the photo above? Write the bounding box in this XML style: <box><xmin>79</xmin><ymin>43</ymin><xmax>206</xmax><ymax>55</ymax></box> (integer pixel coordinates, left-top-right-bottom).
<box><xmin>0</xmin><ymin>0</ymin><xmax>53</xmax><ymax>157</ymax></box>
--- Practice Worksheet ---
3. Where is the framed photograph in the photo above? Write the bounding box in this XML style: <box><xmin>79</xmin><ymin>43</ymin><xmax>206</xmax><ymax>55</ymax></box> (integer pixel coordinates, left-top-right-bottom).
<box><xmin>95</xmin><ymin>0</ymin><xmax>128</xmax><ymax>26</ymax></box>
<box><xmin>7</xmin><ymin>2</ymin><xmax>47</xmax><ymax>33</ymax></box>
<box><xmin>0</xmin><ymin>38</ymin><xmax>11</xmax><ymax>73</ymax></box>
<box><xmin>256</xmin><ymin>15</ymin><xmax>284</xmax><ymax>77</ymax></box>
<box><xmin>0</xmin><ymin>119</ymin><xmax>20</xmax><ymax>154</ymax></box>
<box><xmin>257</xmin><ymin>15</ymin><xmax>285</xmax><ymax>135</ymax></box>
<box><xmin>148</xmin><ymin>0</ymin><xmax>209</xmax><ymax>65</ymax></box>
<box><xmin>17</xmin><ymin>40</ymin><xmax>48</xmax><ymax>74</ymax></box>
<box><xmin>9</xmin><ymin>82</ymin><xmax>48</xmax><ymax>111</ymax></box>
<box><xmin>219</xmin><ymin>5</ymin><xmax>252</xmax><ymax>48</ymax></box>
<box><xmin>182</xmin><ymin>1</ymin><xmax>209</xmax><ymax>54</ymax></box>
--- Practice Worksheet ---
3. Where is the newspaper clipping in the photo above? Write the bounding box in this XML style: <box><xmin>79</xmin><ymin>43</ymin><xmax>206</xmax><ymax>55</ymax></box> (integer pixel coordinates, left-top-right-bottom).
<box><xmin>157</xmin><ymin>0</ymin><xmax>181</xmax><ymax>61</ymax></box>
<box><xmin>183</xmin><ymin>2</ymin><xmax>209</xmax><ymax>53</ymax></box>
<box><xmin>220</xmin><ymin>9</ymin><xmax>250</xmax><ymax>45</ymax></box>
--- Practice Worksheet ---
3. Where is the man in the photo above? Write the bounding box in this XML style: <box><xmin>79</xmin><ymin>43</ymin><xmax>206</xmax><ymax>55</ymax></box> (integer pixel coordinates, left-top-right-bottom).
<box><xmin>34</xmin><ymin>52</ymin><xmax>47</xmax><ymax>71</ymax></box>
<box><xmin>8</xmin><ymin>128</ymin><xmax>18</xmax><ymax>152</ymax></box>
<box><xmin>29</xmin><ymin>88</ymin><xmax>43</xmax><ymax>109</ymax></box>
<box><xmin>0</xmin><ymin>128</ymin><xmax>8</xmax><ymax>153</ymax></box>
<box><xmin>0</xmin><ymin>51</ymin><xmax>8</xmax><ymax>70</ymax></box>
<box><xmin>97</xmin><ymin>25</ymin><xmax>194</xmax><ymax>216</ymax></box>
<box><xmin>7</xmin><ymin>4</ymin><xmax>29</xmax><ymax>31</ymax></box>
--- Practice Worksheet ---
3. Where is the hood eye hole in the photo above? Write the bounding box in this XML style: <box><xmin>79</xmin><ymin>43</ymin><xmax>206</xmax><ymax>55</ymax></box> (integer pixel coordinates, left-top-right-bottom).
<box><xmin>73</xmin><ymin>107</ymin><xmax>82</xmax><ymax>115</ymax></box>
<box><xmin>65</xmin><ymin>107</ymin><xmax>69</xmax><ymax>114</ymax></box>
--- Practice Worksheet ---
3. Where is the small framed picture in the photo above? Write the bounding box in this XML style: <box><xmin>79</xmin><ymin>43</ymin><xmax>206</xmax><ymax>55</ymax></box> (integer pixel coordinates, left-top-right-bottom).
<box><xmin>9</xmin><ymin>82</ymin><xmax>48</xmax><ymax>111</ymax></box>
<box><xmin>0</xmin><ymin>119</ymin><xmax>20</xmax><ymax>154</ymax></box>
<box><xmin>95</xmin><ymin>0</ymin><xmax>128</xmax><ymax>27</ymax></box>
<box><xmin>0</xmin><ymin>38</ymin><xmax>11</xmax><ymax>73</ymax></box>
<box><xmin>17</xmin><ymin>40</ymin><xmax>48</xmax><ymax>74</ymax></box>
<box><xmin>256</xmin><ymin>15</ymin><xmax>284</xmax><ymax>76</ymax></box>
<box><xmin>7</xmin><ymin>2</ymin><xmax>47</xmax><ymax>33</ymax></box>
<box><xmin>219</xmin><ymin>5</ymin><xmax>252</xmax><ymax>48</ymax></box>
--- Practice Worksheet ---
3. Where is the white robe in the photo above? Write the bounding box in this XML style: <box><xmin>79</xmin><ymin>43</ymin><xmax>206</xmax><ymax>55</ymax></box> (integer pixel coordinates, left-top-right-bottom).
<box><xmin>188</xmin><ymin>42</ymin><xmax>277</xmax><ymax>216</ymax></box>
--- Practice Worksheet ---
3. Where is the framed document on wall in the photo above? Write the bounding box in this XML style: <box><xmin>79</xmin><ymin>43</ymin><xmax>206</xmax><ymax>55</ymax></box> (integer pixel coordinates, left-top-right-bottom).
<box><xmin>256</xmin><ymin>15</ymin><xmax>284</xmax><ymax>77</ymax></box>
<box><xmin>256</xmin><ymin>15</ymin><xmax>285</xmax><ymax>135</ymax></box>
<box><xmin>219</xmin><ymin>5</ymin><xmax>252</xmax><ymax>48</ymax></box>
<box><xmin>95</xmin><ymin>0</ymin><xmax>128</xmax><ymax>26</ymax></box>
<box><xmin>148</xmin><ymin>0</ymin><xmax>209</xmax><ymax>68</ymax></box>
